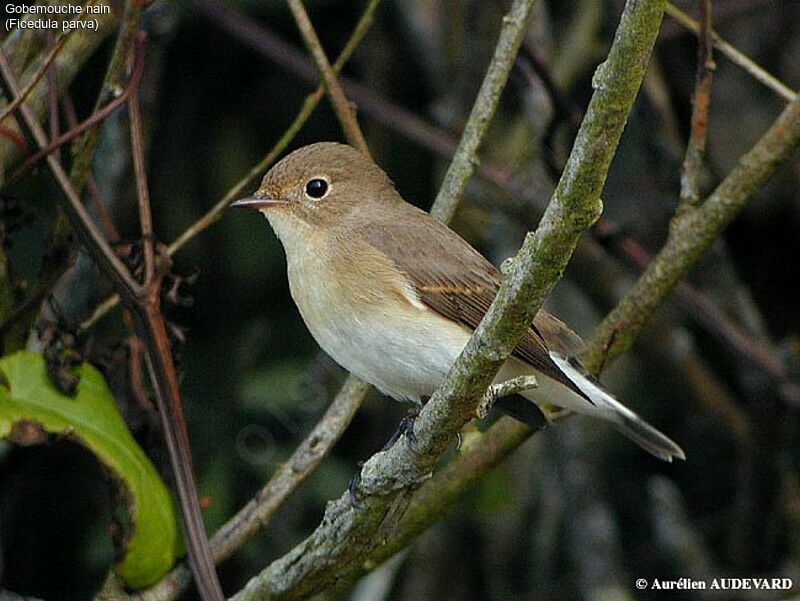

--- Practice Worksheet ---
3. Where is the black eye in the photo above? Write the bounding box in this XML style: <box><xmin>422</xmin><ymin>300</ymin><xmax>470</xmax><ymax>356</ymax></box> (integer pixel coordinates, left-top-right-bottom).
<box><xmin>305</xmin><ymin>178</ymin><xmax>329</xmax><ymax>199</ymax></box>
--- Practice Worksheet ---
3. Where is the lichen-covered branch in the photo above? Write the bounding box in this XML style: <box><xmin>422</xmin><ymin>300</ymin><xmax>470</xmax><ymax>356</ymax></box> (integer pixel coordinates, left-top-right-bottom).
<box><xmin>583</xmin><ymin>94</ymin><xmax>800</xmax><ymax>371</ymax></box>
<box><xmin>232</xmin><ymin>1</ymin><xmax>664</xmax><ymax>598</ymax></box>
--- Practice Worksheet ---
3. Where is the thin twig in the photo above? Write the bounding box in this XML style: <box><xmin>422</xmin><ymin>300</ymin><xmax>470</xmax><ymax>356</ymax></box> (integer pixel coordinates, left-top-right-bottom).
<box><xmin>0</xmin><ymin>52</ymin><xmax>141</xmax><ymax>295</ymax></box>
<box><xmin>678</xmin><ymin>0</ymin><xmax>714</xmax><ymax>212</ymax></box>
<box><xmin>0</xmin><ymin>22</ymin><xmax>75</xmax><ymax>125</ymax></box>
<box><xmin>285</xmin><ymin>0</ymin><xmax>370</xmax><ymax>155</ymax></box>
<box><xmin>665</xmin><ymin>2</ymin><xmax>797</xmax><ymax>102</ymax></box>
<box><xmin>45</xmin><ymin>31</ymin><xmax>59</xmax><ymax>145</ymax></box>
<box><xmin>476</xmin><ymin>375</ymin><xmax>538</xmax><ymax>419</ymax></box>
<box><xmin>130</xmin><ymin>378</ymin><xmax>372</xmax><ymax>601</ymax></box>
<box><xmin>66</xmin><ymin>89</ymin><xmax>120</xmax><ymax>240</ymax></box>
<box><xmin>0</xmin><ymin>0</ymin><xmax>119</xmax><ymax>175</ymax></box>
<box><xmin>128</xmin><ymin>77</ymin><xmax>155</xmax><ymax>283</ymax></box>
<box><xmin>430</xmin><ymin>0</ymin><xmax>537</xmax><ymax>223</ymax></box>
<box><xmin>80</xmin><ymin>0</ymin><xmax>383</xmax><ymax>330</ymax></box>
<box><xmin>0</xmin><ymin>31</ymin><xmax>225</xmax><ymax>601</ymax></box>
<box><xmin>7</xmin><ymin>39</ymin><xmax>145</xmax><ymax>187</ymax></box>
<box><xmin>606</xmin><ymin>230</ymin><xmax>800</xmax><ymax>404</ymax></box>
<box><xmin>232</xmin><ymin>1</ymin><xmax>663</xmax><ymax>598</ymax></box>
<box><xmin>583</xmin><ymin>94</ymin><xmax>800</xmax><ymax>373</ymax></box>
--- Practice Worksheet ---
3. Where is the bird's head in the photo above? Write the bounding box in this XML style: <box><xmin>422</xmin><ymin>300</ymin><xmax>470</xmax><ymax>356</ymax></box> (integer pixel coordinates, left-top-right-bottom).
<box><xmin>232</xmin><ymin>142</ymin><xmax>396</xmax><ymax>234</ymax></box>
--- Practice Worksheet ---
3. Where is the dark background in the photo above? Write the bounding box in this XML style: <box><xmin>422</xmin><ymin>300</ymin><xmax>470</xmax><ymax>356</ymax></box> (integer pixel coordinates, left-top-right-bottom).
<box><xmin>1</xmin><ymin>0</ymin><xmax>799</xmax><ymax>599</ymax></box>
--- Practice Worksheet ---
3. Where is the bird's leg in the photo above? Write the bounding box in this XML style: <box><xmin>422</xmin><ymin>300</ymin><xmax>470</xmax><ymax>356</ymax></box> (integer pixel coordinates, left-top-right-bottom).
<box><xmin>381</xmin><ymin>402</ymin><xmax>423</xmax><ymax>453</ymax></box>
<box><xmin>347</xmin><ymin>459</ymin><xmax>365</xmax><ymax>508</ymax></box>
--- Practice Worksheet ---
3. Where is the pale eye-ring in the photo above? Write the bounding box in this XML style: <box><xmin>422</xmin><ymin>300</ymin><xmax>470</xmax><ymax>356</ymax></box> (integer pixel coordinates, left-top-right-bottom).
<box><xmin>304</xmin><ymin>177</ymin><xmax>329</xmax><ymax>199</ymax></box>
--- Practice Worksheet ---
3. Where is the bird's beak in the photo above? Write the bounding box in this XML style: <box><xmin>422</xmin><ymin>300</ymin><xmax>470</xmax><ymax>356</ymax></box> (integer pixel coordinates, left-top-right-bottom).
<box><xmin>230</xmin><ymin>195</ymin><xmax>288</xmax><ymax>209</ymax></box>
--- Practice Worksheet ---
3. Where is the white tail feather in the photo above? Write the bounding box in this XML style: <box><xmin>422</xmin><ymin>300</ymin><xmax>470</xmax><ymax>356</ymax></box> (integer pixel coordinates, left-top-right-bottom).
<box><xmin>548</xmin><ymin>353</ymin><xmax>685</xmax><ymax>462</ymax></box>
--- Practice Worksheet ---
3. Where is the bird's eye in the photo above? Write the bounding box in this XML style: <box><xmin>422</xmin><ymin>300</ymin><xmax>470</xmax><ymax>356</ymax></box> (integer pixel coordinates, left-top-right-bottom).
<box><xmin>304</xmin><ymin>178</ymin><xmax>329</xmax><ymax>199</ymax></box>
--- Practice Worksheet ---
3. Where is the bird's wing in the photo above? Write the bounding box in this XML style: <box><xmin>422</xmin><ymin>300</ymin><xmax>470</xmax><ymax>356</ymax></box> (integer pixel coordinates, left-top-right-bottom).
<box><xmin>356</xmin><ymin>211</ymin><xmax>589</xmax><ymax>399</ymax></box>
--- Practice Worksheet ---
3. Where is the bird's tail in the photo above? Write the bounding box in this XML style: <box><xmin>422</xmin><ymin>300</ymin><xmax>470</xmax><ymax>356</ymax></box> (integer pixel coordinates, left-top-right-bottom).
<box><xmin>549</xmin><ymin>353</ymin><xmax>685</xmax><ymax>462</ymax></box>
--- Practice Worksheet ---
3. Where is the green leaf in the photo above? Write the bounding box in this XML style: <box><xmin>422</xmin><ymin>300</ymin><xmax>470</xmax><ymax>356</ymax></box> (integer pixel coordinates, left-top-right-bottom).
<box><xmin>0</xmin><ymin>351</ymin><xmax>180</xmax><ymax>589</ymax></box>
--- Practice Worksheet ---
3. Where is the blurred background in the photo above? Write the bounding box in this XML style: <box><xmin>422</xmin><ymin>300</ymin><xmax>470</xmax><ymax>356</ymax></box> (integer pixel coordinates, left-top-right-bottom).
<box><xmin>1</xmin><ymin>0</ymin><xmax>799</xmax><ymax>599</ymax></box>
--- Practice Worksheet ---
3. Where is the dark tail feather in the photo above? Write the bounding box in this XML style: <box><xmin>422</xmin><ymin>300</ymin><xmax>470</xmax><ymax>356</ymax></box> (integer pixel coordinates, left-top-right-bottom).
<box><xmin>494</xmin><ymin>394</ymin><xmax>547</xmax><ymax>428</ymax></box>
<box><xmin>613</xmin><ymin>413</ymin><xmax>686</xmax><ymax>462</ymax></box>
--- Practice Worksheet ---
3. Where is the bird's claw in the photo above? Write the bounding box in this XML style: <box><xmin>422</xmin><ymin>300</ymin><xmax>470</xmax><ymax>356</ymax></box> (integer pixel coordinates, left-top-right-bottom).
<box><xmin>381</xmin><ymin>407</ymin><xmax>420</xmax><ymax>454</ymax></box>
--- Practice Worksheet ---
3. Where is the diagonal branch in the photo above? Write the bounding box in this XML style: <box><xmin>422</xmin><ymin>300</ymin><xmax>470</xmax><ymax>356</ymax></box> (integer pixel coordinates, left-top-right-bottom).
<box><xmin>232</xmin><ymin>0</ymin><xmax>665</xmax><ymax>599</ymax></box>
<box><xmin>286</xmin><ymin>0</ymin><xmax>370</xmax><ymax>154</ymax></box>
<box><xmin>0</xmin><ymin>52</ymin><xmax>141</xmax><ymax>297</ymax></box>
<box><xmin>430</xmin><ymin>0</ymin><xmax>534</xmax><ymax>223</ymax></box>
<box><xmin>0</xmin><ymin>0</ymin><xmax>119</xmax><ymax>177</ymax></box>
<box><xmin>677</xmin><ymin>0</ymin><xmax>714</xmax><ymax>213</ymax></box>
<box><xmin>665</xmin><ymin>2</ymin><xmax>797</xmax><ymax>102</ymax></box>
<box><xmin>0</xmin><ymin>30</ymin><xmax>225</xmax><ymax>601</ymax></box>
<box><xmin>583</xmin><ymin>93</ymin><xmax>800</xmax><ymax>372</ymax></box>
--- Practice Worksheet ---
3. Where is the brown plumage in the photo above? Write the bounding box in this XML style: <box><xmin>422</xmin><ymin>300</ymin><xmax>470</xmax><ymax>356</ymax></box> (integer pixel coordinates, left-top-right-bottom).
<box><xmin>356</xmin><ymin>212</ymin><xmax>591</xmax><ymax>401</ymax></box>
<box><xmin>232</xmin><ymin>142</ymin><xmax>685</xmax><ymax>461</ymax></box>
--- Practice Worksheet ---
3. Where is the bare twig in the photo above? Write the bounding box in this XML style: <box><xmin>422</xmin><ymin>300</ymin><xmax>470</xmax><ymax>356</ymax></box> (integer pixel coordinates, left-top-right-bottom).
<box><xmin>80</xmin><ymin>0</ymin><xmax>382</xmax><ymax>328</ymax></box>
<box><xmin>63</xmin><ymin>92</ymin><xmax>120</xmax><ymax>241</ymax></box>
<box><xmin>583</xmin><ymin>94</ymin><xmax>800</xmax><ymax>373</ymax></box>
<box><xmin>0</xmin><ymin>7</ymin><xmax>88</xmax><ymax>126</ymax></box>
<box><xmin>678</xmin><ymin>0</ymin><xmax>714</xmax><ymax>212</ymax></box>
<box><xmin>45</xmin><ymin>32</ymin><xmax>59</xmax><ymax>145</ymax></box>
<box><xmin>68</xmin><ymin>0</ymin><xmax>143</xmax><ymax>191</ymax></box>
<box><xmin>431</xmin><ymin>0</ymin><xmax>537</xmax><ymax>223</ymax></box>
<box><xmin>0</xmin><ymin>54</ymin><xmax>140</xmax><ymax>295</ymax></box>
<box><xmin>476</xmin><ymin>375</ymin><xmax>538</xmax><ymax>419</ymax></box>
<box><xmin>286</xmin><ymin>0</ymin><xmax>370</xmax><ymax>154</ymax></box>
<box><xmin>128</xmin><ymin>80</ymin><xmax>155</xmax><ymax>283</ymax></box>
<box><xmin>0</xmin><ymin>0</ymin><xmax>119</xmax><ymax>175</ymax></box>
<box><xmin>130</xmin><ymin>378</ymin><xmax>372</xmax><ymax>601</ymax></box>
<box><xmin>665</xmin><ymin>2</ymin><xmax>797</xmax><ymax>102</ymax></box>
<box><xmin>604</xmin><ymin>231</ymin><xmax>800</xmax><ymax>404</ymax></box>
<box><xmin>8</xmin><ymin>40</ymin><xmax>145</xmax><ymax>187</ymax></box>
<box><xmin>232</xmin><ymin>1</ymin><xmax>663</xmax><ymax>598</ymax></box>
<box><xmin>0</xmin><ymin>33</ymin><xmax>225</xmax><ymax>601</ymax></box>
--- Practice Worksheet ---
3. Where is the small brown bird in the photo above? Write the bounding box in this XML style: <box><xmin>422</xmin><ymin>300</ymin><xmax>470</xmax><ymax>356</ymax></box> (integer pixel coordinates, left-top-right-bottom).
<box><xmin>233</xmin><ymin>142</ymin><xmax>684</xmax><ymax>462</ymax></box>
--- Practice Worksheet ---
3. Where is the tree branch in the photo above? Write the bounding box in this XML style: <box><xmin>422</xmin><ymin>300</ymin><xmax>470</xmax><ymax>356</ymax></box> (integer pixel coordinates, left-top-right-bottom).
<box><xmin>0</xmin><ymin>0</ymin><xmax>119</xmax><ymax>177</ymax></box>
<box><xmin>583</xmin><ymin>93</ymin><xmax>800</xmax><ymax>372</ymax></box>
<box><xmin>232</xmin><ymin>1</ymin><xmax>664</xmax><ymax>598</ymax></box>
<box><xmin>677</xmin><ymin>0</ymin><xmax>714</xmax><ymax>213</ymax></box>
<box><xmin>286</xmin><ymin>0</ymin><xmax>370</xmax><ymax>154</ymax></box>
<box><xmin>665</xmin><ymin>2</ymin><xmax>797</xmax><ymax>102</ymax></box>
<box><xmin>430</xmin><ymin>0</ymin><xmax>536</xmax><ymax>223</ymax></box>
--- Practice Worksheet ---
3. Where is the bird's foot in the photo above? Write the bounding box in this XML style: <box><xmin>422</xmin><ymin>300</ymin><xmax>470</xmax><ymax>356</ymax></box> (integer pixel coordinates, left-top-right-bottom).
<box><xmin>381</xmin><ymin>406</ymin><xmax>421</xmax><ymax>453</ymax></box>
<box><xmin>348</xmin><ymin>460</ymin><xmax>365</xmax><ymax>508</ymax></box>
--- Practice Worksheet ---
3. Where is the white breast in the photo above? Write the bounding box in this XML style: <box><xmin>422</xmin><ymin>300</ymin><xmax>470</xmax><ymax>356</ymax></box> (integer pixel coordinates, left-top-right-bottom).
<box><xmin>264</xmin><ymin>209</ymin><xmax>472</xmax><ymax>403</ymax></box>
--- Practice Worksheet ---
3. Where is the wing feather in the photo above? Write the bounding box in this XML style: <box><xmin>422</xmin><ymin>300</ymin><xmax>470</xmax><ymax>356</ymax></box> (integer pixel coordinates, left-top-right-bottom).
<box><xmin>354</xmin><ymin>211</ymin><xmax>589</xmax><ymax>400</ymax></box>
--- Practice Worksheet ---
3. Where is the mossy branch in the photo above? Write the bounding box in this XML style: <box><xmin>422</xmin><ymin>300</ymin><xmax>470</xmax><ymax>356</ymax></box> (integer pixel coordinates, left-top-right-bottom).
<box><xmin>582</xmin><ymin>94</ymin><xmax>800</xmax><ymax>371</ymax></box>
